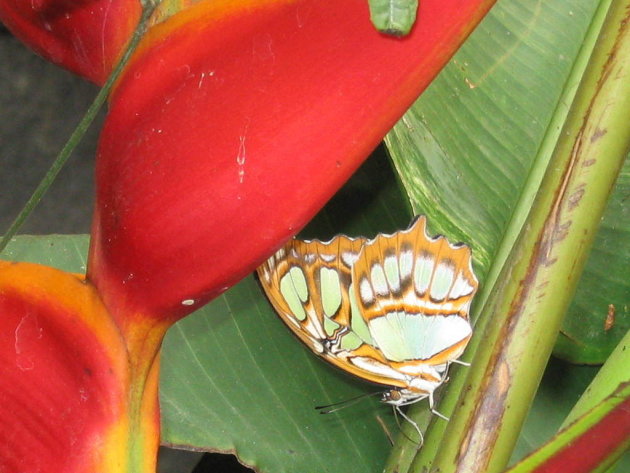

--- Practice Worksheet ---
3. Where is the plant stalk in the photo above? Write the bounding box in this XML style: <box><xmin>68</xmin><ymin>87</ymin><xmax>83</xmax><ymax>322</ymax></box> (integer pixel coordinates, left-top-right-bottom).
<box><xmin>408</xmin><ymin>0</ymin><xmax>630</xmax><ymax>471</ymax></box>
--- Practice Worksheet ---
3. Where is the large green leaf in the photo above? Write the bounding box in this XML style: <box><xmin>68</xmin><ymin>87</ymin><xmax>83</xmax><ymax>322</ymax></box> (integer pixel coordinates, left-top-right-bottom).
<box><xmin>385</xmin><ymin>0</ymin><xmax>628</xmax><ymax>363</ymax></box>
<box><xmin>1</xmin><ymin>235</ymin><xmax>89</xmax><ymax>272</ymax></box>
<box><xmin>386</xmin><ymin>0</ymin><xmax>603</xmax><ymax>273</ymax></box>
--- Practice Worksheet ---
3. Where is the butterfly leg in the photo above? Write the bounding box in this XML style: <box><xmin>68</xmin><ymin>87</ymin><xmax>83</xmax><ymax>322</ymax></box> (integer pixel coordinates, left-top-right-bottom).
<box><xmin>394</xmin><ymin>405</ymin><xmax>424</xmax><ymax>447</ymax></box>
<box><xmin>428</xmin><ymin>391</ymin><xmax>449</xmax><ymax>422</ymax></box>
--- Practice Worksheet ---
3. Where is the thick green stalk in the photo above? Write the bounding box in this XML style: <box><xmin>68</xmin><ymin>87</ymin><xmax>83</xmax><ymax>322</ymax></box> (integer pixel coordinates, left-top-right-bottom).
<box><xmin>407</xmin><ymin>0</ymin><xmax>630</xmax><ymax>471</ymax></box>
<box><xmin>0</xmin><ymin>2</ymin><xmax>159</xmax><ymax>253</ymax></box>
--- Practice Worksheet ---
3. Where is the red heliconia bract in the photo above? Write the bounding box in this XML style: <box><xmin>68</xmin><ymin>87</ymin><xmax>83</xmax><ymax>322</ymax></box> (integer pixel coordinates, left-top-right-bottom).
<box><xmin>0</xmin><ymin>261</ymin><xmax>161</xmax><ymax>472</ymax></box>
<box><xmin>0</xmin><ymin>0</ymin><xmax>140</xmax><ymax>83</ymax></box>
<box><xmin>88</xmin><ymin>0</ymin><xmax>496</xmax><ymax>328</ymax></box>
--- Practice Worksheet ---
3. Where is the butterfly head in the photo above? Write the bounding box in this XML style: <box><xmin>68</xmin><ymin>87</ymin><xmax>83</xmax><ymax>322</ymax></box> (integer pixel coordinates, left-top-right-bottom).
<box><xmin>381</xmin><ymin>388</ymin><xmax>428</xmax><ymax>406</ymax></box>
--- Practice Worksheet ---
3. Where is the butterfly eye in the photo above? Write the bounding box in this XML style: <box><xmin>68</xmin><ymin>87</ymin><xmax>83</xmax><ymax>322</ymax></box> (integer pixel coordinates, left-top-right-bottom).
<box><xmin>382</xmin><ymin>389</ymin><xmax>401</xmax><ymax>404</ymax></box>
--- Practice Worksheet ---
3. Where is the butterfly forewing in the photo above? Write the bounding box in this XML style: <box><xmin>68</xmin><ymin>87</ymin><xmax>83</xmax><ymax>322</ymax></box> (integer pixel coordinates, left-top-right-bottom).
<box><xmin>257</xmin><ymin>236</ymin><xmax>366</xmax><ymax>354</ymax></box>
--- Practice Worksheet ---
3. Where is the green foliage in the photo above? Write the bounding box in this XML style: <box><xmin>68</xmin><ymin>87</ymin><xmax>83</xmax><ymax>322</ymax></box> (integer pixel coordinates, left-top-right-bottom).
<box><xmin>385</xmin><ymin>0</ymin><xmax>628</xmax><ymax>364</ymax></box>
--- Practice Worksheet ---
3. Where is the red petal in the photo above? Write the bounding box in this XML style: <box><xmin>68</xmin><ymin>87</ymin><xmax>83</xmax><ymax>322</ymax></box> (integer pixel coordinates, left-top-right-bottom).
<box><xmin>88</xmin><ymin>0</ymin><xmax>495</xmax><ymax>324</ymax></box>
<box><xmin>0</xmin><ymin>261</ymin><xmax>160</xmax><ymax>472</ymax></box>
<box><xmin>0</xmin><ymin>0</ymin><xmax>140</xmax><ymax>83</ymax></box>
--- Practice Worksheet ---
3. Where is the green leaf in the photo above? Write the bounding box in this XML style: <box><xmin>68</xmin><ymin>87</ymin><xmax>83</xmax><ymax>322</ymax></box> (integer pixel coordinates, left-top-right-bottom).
<box><xmin>161</xmin><ymin>276</ymin><xmax>395</xmax><ymax>472</ymax></box>
<box><xmin>386</xmin><ymin>0</ymin><xmax>629</xmax><ymax>364</ymax></box>
<box><xmin>368</xmin><ymin>0</ymin><xmax>419</xmax><ymax>36</ymax></box>
<box><xmin>386</xmin><ymin>0</ymin><xmax>605</xmax><ymax>275</ymax></box>
<box><xmin>1</xmin><ymin>235</ymin><xmax>89</xmax><ymax>272</ymax></box>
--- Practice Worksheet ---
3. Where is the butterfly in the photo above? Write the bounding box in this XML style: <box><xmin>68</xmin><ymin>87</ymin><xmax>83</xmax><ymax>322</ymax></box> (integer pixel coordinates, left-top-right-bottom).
<box><xmin>257</xmin><ymin>216</ymin><xmax>478</xmax><ymax>429</ymax></box>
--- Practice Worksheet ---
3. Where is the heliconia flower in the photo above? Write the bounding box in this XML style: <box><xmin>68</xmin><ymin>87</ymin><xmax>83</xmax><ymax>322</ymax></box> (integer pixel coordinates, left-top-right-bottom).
<box><xmin>0</xmin><ymin>261</ymin><xmax>161</xmax><ymax>472</ymax></box>
<box><xmin>0</xmin><ymin>0</ymin><xmax>141</xmax><ymax>84</ymax></box>
<box><xmin>88</xmin><ymin>0</ymin><xmax>495</xmax><ymax>330</ymax></box>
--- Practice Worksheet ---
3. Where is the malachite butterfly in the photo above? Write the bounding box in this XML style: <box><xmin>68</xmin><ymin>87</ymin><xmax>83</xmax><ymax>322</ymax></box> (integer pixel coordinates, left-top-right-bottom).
<box><xmin>257</xmin><ymin>216</ymin><xmax>478</xmax><ymax>424</ymax></box>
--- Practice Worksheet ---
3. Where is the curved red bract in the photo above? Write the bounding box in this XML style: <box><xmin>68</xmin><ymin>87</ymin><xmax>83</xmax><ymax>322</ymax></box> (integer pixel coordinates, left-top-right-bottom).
<box><xmin>0</xmin><ymin>261</ymin><xmax>132</xmax><ymax>472</ymax></box>
<box><xmin>0</xmin><ymin>0</ymin><xmax>140</xmax><ymax>83</ymax></box>
<box><xmin>88</xmin><ymin>0</ymin><xmax>495</xmax><ymax>325</ymax></box>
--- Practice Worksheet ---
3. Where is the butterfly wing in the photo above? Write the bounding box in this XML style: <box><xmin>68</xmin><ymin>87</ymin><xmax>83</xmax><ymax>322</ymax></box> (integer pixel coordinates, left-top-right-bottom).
<box><xmin>258</xmin><ymin>235</ymin><xmax>415</xmax><ymax>389</ymax></box>
<box><xmin>351</xmin><ymin>216</ymin><xmax>478</xmax><ymax>368</ymax></box>
<box><xmin>257</xmin><ymin>235</ymin><xmax>365</xmax><ymax>355</ymax></box>
<box><xmin>257</xmin><ymin>217</ymin><xmax>479</xmax><ymax>395</ymax></box>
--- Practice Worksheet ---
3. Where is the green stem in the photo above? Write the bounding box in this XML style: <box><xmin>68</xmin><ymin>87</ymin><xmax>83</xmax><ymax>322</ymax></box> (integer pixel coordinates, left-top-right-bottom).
<box><xmin>405</xmin><ymin>0</ymin><xmax>630</xmax><ymax>471</ymax></box>
<box><xmin>0</xmin><ymin>2</ymin><xmax>159</xmax><ymax>253</ymax></box>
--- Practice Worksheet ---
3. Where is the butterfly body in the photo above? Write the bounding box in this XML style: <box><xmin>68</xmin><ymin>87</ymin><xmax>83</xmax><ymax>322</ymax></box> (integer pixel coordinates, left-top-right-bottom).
<box><xmin>257</xmin><ymin>216</ymin><xmax>478</xmax><ymax>412</ymax></box>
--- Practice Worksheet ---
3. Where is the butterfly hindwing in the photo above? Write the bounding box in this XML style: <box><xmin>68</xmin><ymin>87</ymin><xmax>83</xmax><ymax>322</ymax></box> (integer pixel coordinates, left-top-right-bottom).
<box><xmin>352</xmin><ymin>216</ymin><xmax>477</xmax><ymax>367</ymax></box>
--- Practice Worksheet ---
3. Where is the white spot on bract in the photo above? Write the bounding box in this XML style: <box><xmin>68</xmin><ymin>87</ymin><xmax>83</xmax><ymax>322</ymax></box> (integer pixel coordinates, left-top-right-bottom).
<box><xmin>359</xmin><ymin>277</ymin><xmax>374</xmax><ymax>305</ymax></box>
<box><xmin>14</xmin><ymin>314</ymin><xmax>43</xmax><ymax>371</ymax></box>
<box><xmin>181</xmin><ymin>299</ymin><xmax>195</xmax><ymax>306</ymax></box>
<box><xmin>236</xmin><ymin>119</ymin><xmax>250</xmax><ymax>184</ymax></box>
<box><xmin>371</xmin><ymin>264</ymin><xmax>389</xmax><ymax>296</ymax></box>
<box><xmin>236</xmin><ymin>134</ymin><xmax>246</xmax><ymax>184</ymax></box>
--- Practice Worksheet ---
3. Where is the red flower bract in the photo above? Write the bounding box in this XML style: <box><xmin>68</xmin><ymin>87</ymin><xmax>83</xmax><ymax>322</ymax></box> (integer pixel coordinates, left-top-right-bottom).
<box><xmin>0</xmin><ymin>262</ymin><xmax>134</xmax><ymax>472</ymax></box>
<box><xmin>0</xmin><ymin>0</ymin><xmax>140</xmax><ymax>84</ymax></box>
<box><xmin>88</xmin><ymin>0</ymin><xmax>495</xmax><ymax>326</ymax></box>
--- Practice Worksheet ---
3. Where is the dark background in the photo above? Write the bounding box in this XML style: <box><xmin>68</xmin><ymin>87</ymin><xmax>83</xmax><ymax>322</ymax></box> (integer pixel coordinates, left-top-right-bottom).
<box><xmin>0</xmin><ymin>24</ymin><xmax>252</xmax><ymax>473</ymax></box>
<box><xmin>0</xmin><ymin>26</ymin><xmax>99</xmax><ymax>234</ymax></box>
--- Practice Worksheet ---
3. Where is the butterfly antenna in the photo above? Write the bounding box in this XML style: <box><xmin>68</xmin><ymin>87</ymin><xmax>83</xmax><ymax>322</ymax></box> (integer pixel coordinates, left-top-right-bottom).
<box><xmin>315</xmin><ymin>391</ymin><xmax>382</xmax><ymax>414</ymax></box>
